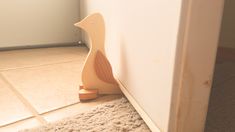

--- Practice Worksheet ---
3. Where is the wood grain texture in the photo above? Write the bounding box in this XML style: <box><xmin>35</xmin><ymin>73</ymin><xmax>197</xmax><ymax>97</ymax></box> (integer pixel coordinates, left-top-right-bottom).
<box><xmin>94</xmin><ymin>50</ymin><xmax>118</xmax><ymax>85</ymax></box>
<box><xmin>169</xmin><ymin>1</ymin><xmax>225</xmax><ymax>132</ymax></box>
<box><xmin>74</xmin><ymin>13</ymin><xmax>121</xmax><ymax>94</ymax></box>
<box><xmin>79</xmin><ymin>89</ymin><xmax>98</xmax><ymax>100</ymax></box>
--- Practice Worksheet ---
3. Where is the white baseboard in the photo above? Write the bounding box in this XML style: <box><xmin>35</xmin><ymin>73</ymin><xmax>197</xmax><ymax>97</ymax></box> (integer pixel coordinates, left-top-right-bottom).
<box><xmin>115</xmin><ymin>77</ymin><xmax>161</xmax><ymax>132</ymax></box>
<box><xmin>0</xmin><ymin>42</ymin><xmax>86</xmax><ymax>51</ymax></box>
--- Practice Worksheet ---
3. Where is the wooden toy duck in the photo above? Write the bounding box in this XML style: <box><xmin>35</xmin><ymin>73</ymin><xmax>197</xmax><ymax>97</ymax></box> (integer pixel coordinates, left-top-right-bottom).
<box><xmin>74</xmin><ymin>13</ymin><xmax>121</xmax><ymax>100</ymax></box>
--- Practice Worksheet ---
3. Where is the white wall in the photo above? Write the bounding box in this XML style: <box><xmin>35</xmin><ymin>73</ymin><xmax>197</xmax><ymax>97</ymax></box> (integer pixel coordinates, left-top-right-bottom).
<box><xmin>0</xmin><ymin>0</ymin><xmax>81</xmax><ymax>48</ymax></box>
<box><xmin>219</xmin><ymin>0</ymin><xmax>235</xmax><ymax>48</ymax></box>
<box><xmin>80</xmin><ymin>1</ymin><xmax>183</xmax><ymax>131</ymax></box>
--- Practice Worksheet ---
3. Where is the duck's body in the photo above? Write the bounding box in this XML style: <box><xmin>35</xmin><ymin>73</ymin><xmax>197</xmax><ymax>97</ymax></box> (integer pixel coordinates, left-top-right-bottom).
<box><xmin>74</xmin><ymin>13</ymin><xmax>121</xmax><ymax>99</ymax></box>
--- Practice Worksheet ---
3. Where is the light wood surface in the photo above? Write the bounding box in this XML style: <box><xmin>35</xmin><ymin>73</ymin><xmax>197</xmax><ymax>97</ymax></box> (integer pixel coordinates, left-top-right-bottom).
<box><xmin>78</xmin><ymin>89</ymin><xmax>98</xmax><ymax>100</ymax></box>
<box><xmin>169</xmin><ymin>1</ymin><xmax>225</xmax><ymax>132</ymax></box>
<box><xmin>74</xmin><ymin>13</ymin><xmax>121</xmax><ymax>95</ymax></box>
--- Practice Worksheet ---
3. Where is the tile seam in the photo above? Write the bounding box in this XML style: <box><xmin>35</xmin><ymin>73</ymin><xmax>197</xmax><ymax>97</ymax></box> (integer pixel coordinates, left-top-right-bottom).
<box><xmin>0</xmin><ymin>74</ymin><xmax>47</xmax><ymax>125</ymax></box>
<box><xmin>0</xmin><ymin>117</ymin><xmax>34</xmax><ymax>128</ymax></box>
<box><xmin>0</xmin><ymin>59</ymin><xmax>85</xmax><ymax>72</ymax></box>
<box><xmin>39</xmin><ymin>102</ymin><xmax>80</xmax><ymax>116</ymax></box>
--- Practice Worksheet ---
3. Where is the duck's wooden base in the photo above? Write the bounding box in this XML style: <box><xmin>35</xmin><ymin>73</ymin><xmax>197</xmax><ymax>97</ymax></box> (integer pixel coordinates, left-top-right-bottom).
<box><xmin>79</xmin><ymin>86</ymin><xmax>98</xmax><ymax>101</ymax></box>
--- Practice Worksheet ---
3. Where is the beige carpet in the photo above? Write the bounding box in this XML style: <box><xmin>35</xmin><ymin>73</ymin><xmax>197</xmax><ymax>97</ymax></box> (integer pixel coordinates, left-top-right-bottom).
<box><xmin>20</xmin><ymin>97</ymin><xmax>151</xmax><ymax>132</ymax></box>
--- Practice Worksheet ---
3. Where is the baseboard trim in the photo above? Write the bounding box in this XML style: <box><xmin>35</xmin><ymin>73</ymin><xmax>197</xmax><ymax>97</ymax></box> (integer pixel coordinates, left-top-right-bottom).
<box><xmin>0</xmin><ymin>42</ymin><xmax>86</xmax><ymax>51</ymax></box>
<box><xmin>115</xmin><ymin>77</ymin><xmax>161</xmax><ymax>132</ymax></box>
<box><xmin>217</xmin><ymin>47</ymin><xmax>235</xmax><ymax>61</ymax></box>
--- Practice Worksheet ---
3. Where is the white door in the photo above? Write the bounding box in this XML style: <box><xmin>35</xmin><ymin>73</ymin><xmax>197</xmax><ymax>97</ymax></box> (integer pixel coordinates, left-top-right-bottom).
<box><xmin>80</xmin><ymin>0</ymin><xmax>225</xmax><ymax>132</ymax></box>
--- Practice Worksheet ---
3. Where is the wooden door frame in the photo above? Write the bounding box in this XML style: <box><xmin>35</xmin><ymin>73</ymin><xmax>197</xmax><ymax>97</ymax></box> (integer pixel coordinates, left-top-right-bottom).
<box><xmin>169</xmin><ymin>0</ymin><xmax>225</xmax><ymax>132</ymax></box>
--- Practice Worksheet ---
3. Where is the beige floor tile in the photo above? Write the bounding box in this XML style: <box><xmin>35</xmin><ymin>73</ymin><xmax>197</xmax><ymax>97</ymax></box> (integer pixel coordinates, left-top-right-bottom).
<box><xmin>0</xmin><ymin>78</ymin><xmax>33</xmax><ymax>127</ymax></box>
<box><xmin>0</xmin><ymin>47</ymin><xmax>88</xmax><ymax>71</ymax></box>
<box><xmin>0</xmin><ymin>118</ymin><xmax>41</xmax><ymax>132</ymax></box>
<box><xmin>42</xmin><ymin>95</ymin><xmax>123</xmax><ymax>123</ymax></box>
<box><xmin>1</xmin><ymin>61</ymin><xmax>84</xmax><ymax>114</ymax></box>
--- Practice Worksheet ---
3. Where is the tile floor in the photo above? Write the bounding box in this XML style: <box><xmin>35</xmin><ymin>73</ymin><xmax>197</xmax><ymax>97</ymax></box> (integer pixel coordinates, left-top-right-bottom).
<box><xmin>205</xmin><ymin>59</ymin><xmax>235</xmax><ymax>132</ymax></box>
<box><xmin>0</xmin><ymin>46</ymin><xmax>122</xmax><ymax>132</ymax></box>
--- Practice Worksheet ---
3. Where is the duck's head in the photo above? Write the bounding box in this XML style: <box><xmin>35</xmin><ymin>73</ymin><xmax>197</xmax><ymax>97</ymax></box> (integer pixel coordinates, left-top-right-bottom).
<box><xmin>74</xmin><ymin>13</ymin><xmax>104</xmax><ymax>34</ymax></box>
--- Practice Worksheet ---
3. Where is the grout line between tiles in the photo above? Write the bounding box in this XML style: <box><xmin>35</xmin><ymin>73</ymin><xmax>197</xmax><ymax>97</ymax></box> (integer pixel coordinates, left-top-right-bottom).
<box><xmin>0</xmin><ymin>117</ymin><xmax>34</xmax><ymax>128</ymax></box>
<box><xmin>0</xmin><ymin>74</ymin><xmax>47</xmax><ymax>125</ymax></box>
<box><xmin>0</xmin><ymin>59</ymin><xmax>86</xmax><ymax>72</ymax></box>
<box><xmin>39</xmin><ymin>95</ymin><xmax>121</xmax><ymax>117</ymax></box>
<box><xmin>39</xmin><ymin>102</ymin><xmax>80</xmax><ymax>116</ymax></box>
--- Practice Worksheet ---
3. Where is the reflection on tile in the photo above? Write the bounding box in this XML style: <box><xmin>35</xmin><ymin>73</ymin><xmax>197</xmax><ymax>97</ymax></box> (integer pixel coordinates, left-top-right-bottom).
<box><xmin>1</xmin><ymin>62</ymin><xmax>84</xmax><ymax>114</ymax></box>
<box><xmin>0</xmin><ymin>47</ymin><xmax>88</xmax><ymax>71</ymax></box>
<box><xmin>42</xmin><ymin>95</ymin><xmax>123</xmax><ymax>123</ymax></box>
<box><xmin>0</xmin><ymin>118</ymin><xmax>41</xmax><ymax>132</ymax></box>
<box><xmin>0</xmin><ymin>78</ymin><xmax>32</xmax><ymax>127</ymax></box>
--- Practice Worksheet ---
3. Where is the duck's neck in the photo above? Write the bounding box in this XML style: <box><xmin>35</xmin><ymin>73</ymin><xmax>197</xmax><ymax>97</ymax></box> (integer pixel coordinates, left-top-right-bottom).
<box><xmin>88</xmin><ymin>29</ymin><xmax>105</xmax><ymax>54</ymax></box>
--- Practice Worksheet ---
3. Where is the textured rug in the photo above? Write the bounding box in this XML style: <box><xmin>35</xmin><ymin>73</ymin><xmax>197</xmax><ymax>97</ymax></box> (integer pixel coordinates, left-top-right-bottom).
<box><xmin>20</xmin><ymin>97</ymin><xmax>151</xmax><ymax>132</ymax></box>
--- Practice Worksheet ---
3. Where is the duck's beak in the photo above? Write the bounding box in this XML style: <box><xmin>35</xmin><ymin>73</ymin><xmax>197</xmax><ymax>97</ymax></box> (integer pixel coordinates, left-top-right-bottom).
<box><xmin>74</xmin><ymin>22</ymin><xmax>83</xmax><ymax>28</ymax></box>
<box><xmin>74</xmin><ymin>13</ymin><xmax>101</xmax><ymax>30</ymax></box>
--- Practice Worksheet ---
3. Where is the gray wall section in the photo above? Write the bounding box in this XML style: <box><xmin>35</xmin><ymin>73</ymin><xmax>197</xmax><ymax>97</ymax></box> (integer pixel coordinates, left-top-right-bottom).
<box><xmin>219</xmin><ymin>0</ymin><xmax>235</xmax><ymax>48</ymax></box>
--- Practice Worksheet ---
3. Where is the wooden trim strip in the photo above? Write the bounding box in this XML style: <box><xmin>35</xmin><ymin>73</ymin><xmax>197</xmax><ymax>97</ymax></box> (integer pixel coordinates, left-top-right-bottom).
<box><xmin>0</xmin><ymin>74</ymin><xmax>47</xmax><ymax>125</ymax></box>
<box><xmin>115</xmin><ymin>76</ymin><xmax>161</xmax><ymax>132</ymax></box>
<box><xmin>0</xmin><ymin>43</ymin><xmax>86</xmax><ymax>51</ymax></box>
